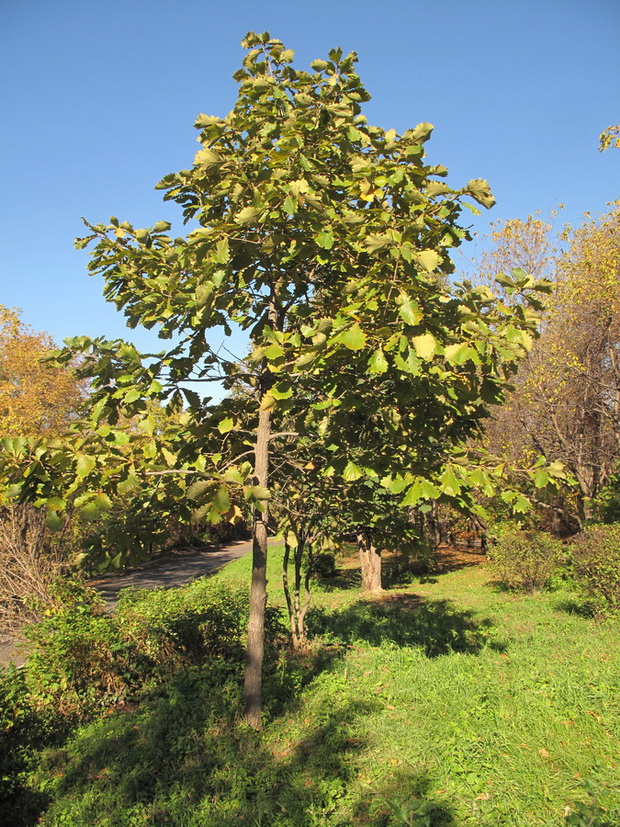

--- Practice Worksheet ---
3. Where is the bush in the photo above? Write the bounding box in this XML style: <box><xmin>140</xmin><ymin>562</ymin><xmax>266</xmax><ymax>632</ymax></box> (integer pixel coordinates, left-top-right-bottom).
<box><xmin>570</xmin><ymin>524</ymin><xmax>620</xmax><ymax>612</ymax></box>
<box><xmin>309</xmin><ymin>551</ymin><xmax>337</xmax><ymax>580</ymax></box>
<box><xmin>487</xmin><ymin>529</ymin><xmax>564</xmax><ymax>592</ymax></box>
<box><xmin>21</xmin><ymin>578</ymin><xmax>250</xmax><ymax>717</ymax></box>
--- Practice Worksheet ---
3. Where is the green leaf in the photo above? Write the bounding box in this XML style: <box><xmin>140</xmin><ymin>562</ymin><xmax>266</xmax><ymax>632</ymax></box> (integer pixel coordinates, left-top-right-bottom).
<box><xmin>465</xmin><ymin>178</ymin><xmax>495</xmax><ymax>209</ymax></box>
<box><xmin>439</xmin><ymin>466</ymin><xmax>461</xmax><ymax>497</ymax></box>
<box><xmin>315</xmin><ymin>230</ymin><xmax>335</xmax><ymax>249</ymax></box>
<box><xmin>124</xmin><ymin>389</ymin><xmax>142</xmax><ymax>404</ymax></box>
<box><xmin>343</xmin><ymin>461</ymin><xmax>364</xmax><ymax>481</ymax></box>
<box><xmin>117</xmin><ymin>475</ymin><xmax>140</xmax><ymax>495</ymax></box>
<box><xmin>90</xmin><ymin>397</ymin><xmax>106</xmax><ymax>424</ymax></box>
<box><xmin>283</xmin><ymin>195</ymin><xmax>297</xmax><ymax>215</ymax></box>
<box><xmin>310</xmin><ymin>59</ymin><xmax>330</xmax><ymax>71</ymax></box>
<box><xmin>335</xmin><ymin>323</ymin><xmax>366</xmax><ymax>350</ymax></box>
<box><xmin>263</xmin><ymin>343</ymin><xmax>285</xmax><ymax>360</ymax></box>
<box><xmin>400</xmin><ymin>478</ymin><xmax>440</xmax><ymax>506</ymax></box>
<box><xmin>398</xmin><ymin>296</ymin><xmax>423</xmax><ymax>326</ymax></box>
<box><xmin>270</xmin><ymin>382</ymin><xmax>293</xmax><ymax>400</ymax></box>
<box><xmin>93</xmin><ymin>492</ymin><xmax>113</xmax><ymax>512</ymax></box>
<box><xmin>76</xmin><ymin>454</ymin><xmax>95</xmax><ymax>477</ymax></box>
<box><xmin>46</xmin><ymin>496</ymin><xmax>66</xmax><ymax>511</ymax></box>
<box><xmin>213</xmin><ymin>238</ymin><xmax>230</xmax><ymax>264</ymax></box>
<box><xmin>244</xmin><ymin>485</ymin><xmax>270</xmax><ymax>502</ymax></box>
<box><xmin>512</xmin><ymin>494</ymin><xmax>531</xmax><ymax>514</ymax></box>
<box><xmin>368</xmin><ymin>348</ymin><xmax>388</xmax><ymax>374</ymax></box>
<box><xmin>187</xmin><ymin>479</ymin><xmax>214</xmax><ymax>501</ymax></box>
<box><xmin>46</xmin><ymin>511</ymin><xmax>64</xmax><ymax>531</ymax></box>
<box><xmin>364</xmin><ymin>233</ymin><xmax>392</xmax><ymax>254</ymax></box>
<box><xmin>444</xmin><ymin>343</ymin><xmax>478</xmax><ymax>365</ymax></box>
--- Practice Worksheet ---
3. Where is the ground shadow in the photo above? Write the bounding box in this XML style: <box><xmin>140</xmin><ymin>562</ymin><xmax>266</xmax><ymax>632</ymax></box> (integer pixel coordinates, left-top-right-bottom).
<box><xmin>353</xmin><ymin>768</ymin><xmax>455</xmax><ymax>825</ymax></box>
<box><xmin>552</xmin><ymin>596</ymin><xmax>598</xmax><ymax>618</ymax></box>
<box><xmin>24</xmin><ymin>664</ymin><xmax>456</xmax><ymax>826</ymax></box>
<box><xmin>307</xmin><ymin>593</ymin><xmax>505</xmax><ymax>657</ymax></box>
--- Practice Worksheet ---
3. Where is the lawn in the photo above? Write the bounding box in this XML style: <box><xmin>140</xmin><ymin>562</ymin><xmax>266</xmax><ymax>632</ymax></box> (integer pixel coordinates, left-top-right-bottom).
<box><xmin>9</xmin><ymin>545</ymin><xmax>620</xmax><ymax>825</ymax></box>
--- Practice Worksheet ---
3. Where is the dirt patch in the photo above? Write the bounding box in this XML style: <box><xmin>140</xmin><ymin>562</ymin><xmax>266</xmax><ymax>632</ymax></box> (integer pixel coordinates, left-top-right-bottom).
<box><xmin>432</xmin><ymin>544</ymin><xmax>486</xmax><ymax>572</ymax></box>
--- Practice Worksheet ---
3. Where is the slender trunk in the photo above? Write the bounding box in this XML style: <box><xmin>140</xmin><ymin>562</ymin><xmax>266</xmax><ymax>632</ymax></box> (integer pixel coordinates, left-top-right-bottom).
<box><xmin>293</xmin><ymin>537</ymin><xmax>312</xmax><ymax>649</ymax></box>
<box><xmin>282</xmin><ymin>540</ymin><xmax>299</xmax><ymax>649</ymax></box>
<box><xmin>357</xmin><ymin>528</ymin><xmax>382</xmax><ymax>593</ymax></box>
<box><xmin>299</xmin><ymin>544</ymin><xmax>312</xmax><ymax>643</ymax></box>
<box><xmin>429</xmin><ymin>501</ymin><xmax>442</xmax><ymax>549</ymax></box>
<box><xmin>243</xmin><ymin>404</ymin><xmax>271</xmax><ymax>729</ymax></box>
<box><xmin>282</xmin><ymin>532</ymin><xmax>312</xmax><ymax>651</ymax></box>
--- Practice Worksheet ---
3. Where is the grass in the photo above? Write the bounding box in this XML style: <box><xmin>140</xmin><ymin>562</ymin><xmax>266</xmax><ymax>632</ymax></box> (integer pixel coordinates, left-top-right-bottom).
<box><xmin>9</xmin><ymin>544</ymin><xmax>620</xmax><ymax>825</ymax></box>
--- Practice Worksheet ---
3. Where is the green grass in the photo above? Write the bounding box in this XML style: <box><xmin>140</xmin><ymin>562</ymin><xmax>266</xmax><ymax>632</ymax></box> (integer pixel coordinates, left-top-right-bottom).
<box><xmin>12</xmin><ymin>545</ymin><xmax>620</xmax><ymax>825</ymax></box>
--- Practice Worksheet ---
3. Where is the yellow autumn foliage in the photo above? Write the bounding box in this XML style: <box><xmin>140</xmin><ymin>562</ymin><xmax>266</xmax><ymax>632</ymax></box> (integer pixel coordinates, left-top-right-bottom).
<box><xmin>0</xmin><ymin>305</ymin><xmax>87</xmax><ymax>438</ymax></box>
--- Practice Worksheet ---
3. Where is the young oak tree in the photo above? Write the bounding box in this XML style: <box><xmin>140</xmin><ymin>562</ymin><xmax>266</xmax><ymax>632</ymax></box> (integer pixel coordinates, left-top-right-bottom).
<box><xmin>2</xmin><ymin>33</ymin><xmax>552</xmax><ymax>726</ymax></box>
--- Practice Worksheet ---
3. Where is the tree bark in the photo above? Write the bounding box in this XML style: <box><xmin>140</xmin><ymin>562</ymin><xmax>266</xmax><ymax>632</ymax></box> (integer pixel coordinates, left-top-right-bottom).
<box><xmin>243</xmin><ymin>404</ymin><xmax>270</xmax><ymax>728</ymax></box>
<box><xmin>358</xmin><ymin>529</ymin><xmax>382</xmax><ymax>593</ymax></box>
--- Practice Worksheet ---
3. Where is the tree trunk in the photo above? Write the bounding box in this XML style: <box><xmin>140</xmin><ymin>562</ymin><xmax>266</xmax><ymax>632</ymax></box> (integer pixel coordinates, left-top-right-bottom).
<box><xmin>243</xmin><ymin>404</ymin><xmax>270</xmax><ymax>729</ymax></box>
<box><xmin>358</xmin><ymin>529</ymin><xmax>382</xmax><ymax>593</ymax></box>
<box><xmin>282</xmin><ymin>534</ymin><xmax>312</xmax><ymax>651</ymax></box>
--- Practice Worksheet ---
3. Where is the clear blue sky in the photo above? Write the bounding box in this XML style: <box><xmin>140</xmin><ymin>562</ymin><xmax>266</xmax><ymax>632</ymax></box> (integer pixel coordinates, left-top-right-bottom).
<box><xmin>1</xmin><ymin>0</ymin><xmax>618</xmax><ymax>355</ymax></box>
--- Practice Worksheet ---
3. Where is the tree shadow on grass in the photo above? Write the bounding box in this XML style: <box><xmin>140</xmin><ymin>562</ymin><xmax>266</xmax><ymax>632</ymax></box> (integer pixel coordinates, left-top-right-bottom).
<box><xmin>352</xmin><ymin>768</ymin><xmax>455</xmax><ymax>825</ymax></box>
<box><xmin>28</xmin><ymin>665</ymin><xmax>456</xmax><ymax>826</ymax></box>
<box><xmin>307</xmin><ymin>593</ymin><xmax>506</xmax><ymax>657</ymax></box>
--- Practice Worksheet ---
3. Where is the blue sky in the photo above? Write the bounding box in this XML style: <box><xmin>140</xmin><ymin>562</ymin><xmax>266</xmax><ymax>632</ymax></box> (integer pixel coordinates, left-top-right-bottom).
<box><xmin>1</xmin><ymin>0</ymin><xmax>618</xmax><ymax>357</ymax></box>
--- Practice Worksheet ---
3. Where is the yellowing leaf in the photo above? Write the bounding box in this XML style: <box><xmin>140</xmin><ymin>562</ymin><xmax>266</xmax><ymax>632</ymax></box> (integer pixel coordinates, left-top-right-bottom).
<box><xmin>415</xmin><ymin>249</ymin><xmax>442</xmax><ymax>272</ymax></box>
<box><xmin>161</xmin><ymin>447</ymin><xmax>176</xmax><ymax>467</ymax></box>
<box><xmin>217</xmin><ymin>417</ymin><xmax>235</xmax><ymax>433</ymax></box>
<box><xmin>235</xmin><ymin>206</ymin><xmax>259</xmax><ymax>225</ymax></box>
<box><xmin>412</xmin><ymin>333</ymin><xmax>436</xmax><ymax>360</ymax></box>
<box><xmin>76</xmin><ymin>454</ymin><xmax>95</xmax><ymax>477</ymax></box>
<box><xmin>194</xmin><ymin>148</ymin><xmax>222</xmax><ymax>167</ymax></box>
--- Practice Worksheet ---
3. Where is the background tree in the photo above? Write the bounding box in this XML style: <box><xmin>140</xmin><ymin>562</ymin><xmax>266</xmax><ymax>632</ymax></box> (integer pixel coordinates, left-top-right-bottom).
<box><xmin>0</xmin><ymin>306</ymin><xmax>85</xmax><ymax>438</ymax></box>
<box><xmin>0</xmin><ymin>308</ymin><xmax>87</xmax><ymax>633</ymax></box>
<box><xmin>475</xmin><ymin>207</ymin><xmax>620</xmax><ymax>527</ymax></box>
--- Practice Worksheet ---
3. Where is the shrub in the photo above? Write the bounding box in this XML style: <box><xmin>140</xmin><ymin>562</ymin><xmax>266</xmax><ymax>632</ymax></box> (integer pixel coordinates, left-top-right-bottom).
<box><xmin>487</xmin><ymin>529</ymin><xmax>564</xmax><ymax>592</ymax></box>
<box><xmin>570</xmin><ymin>524</ymin><xmax>620</xmax><ymax>612</ymax></box>
<box><xmin>21</xmin><ymin>578</ymin><xmax>250</xmax><ymax>717</ymax></box>
<box><xmin>308</xmin><ymin>551</ymin><xmax>337</xmax><ymax>580</ymax></box>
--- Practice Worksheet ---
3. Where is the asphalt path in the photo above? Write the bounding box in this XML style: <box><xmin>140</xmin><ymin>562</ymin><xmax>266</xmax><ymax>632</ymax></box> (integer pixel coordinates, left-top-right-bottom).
<box><xmin>0</xmin><ymin>539</ymin><xmax>253</xmax><ymax>667</ymax></box>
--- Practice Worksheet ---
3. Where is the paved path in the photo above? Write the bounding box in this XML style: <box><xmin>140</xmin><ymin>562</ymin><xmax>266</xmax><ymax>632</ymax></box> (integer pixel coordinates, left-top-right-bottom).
<box><xmin>0</xmin><ymin>539</ymin><xmax>253</xmax><ymax>667</ymax></box>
